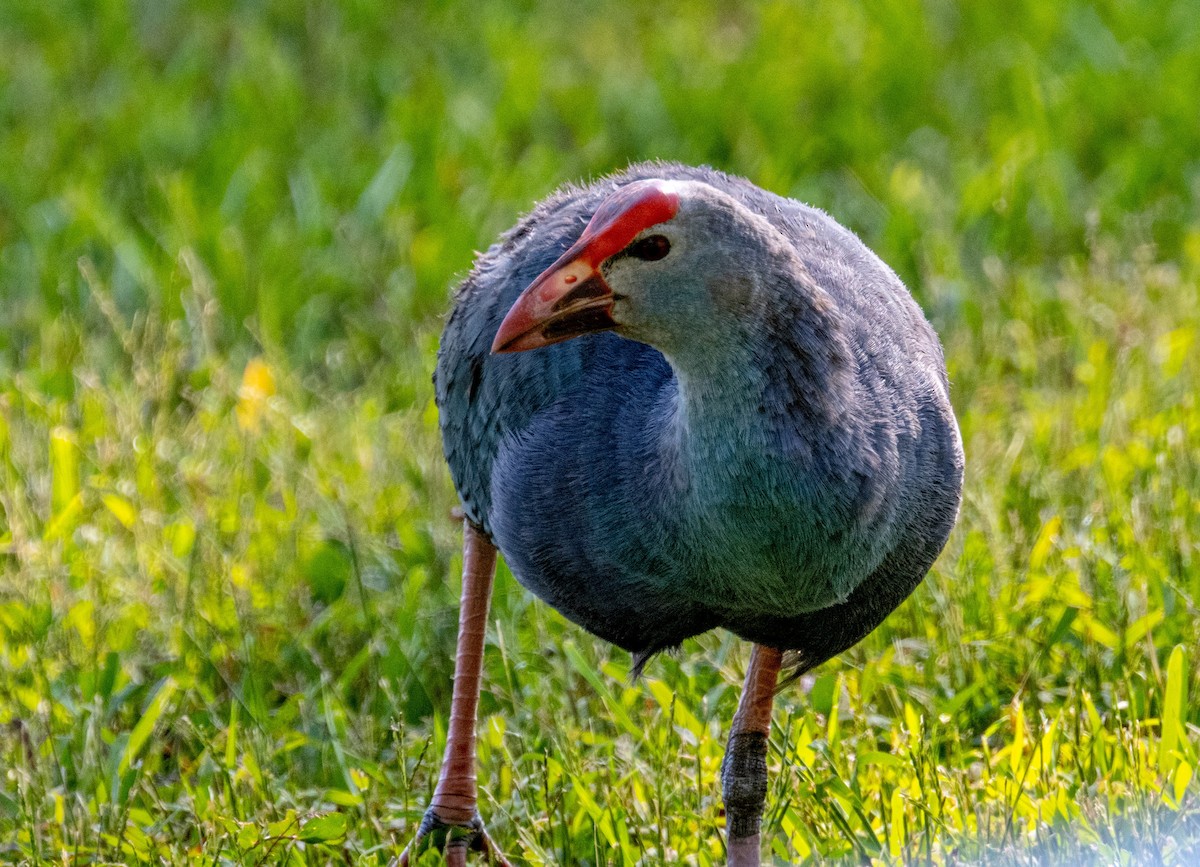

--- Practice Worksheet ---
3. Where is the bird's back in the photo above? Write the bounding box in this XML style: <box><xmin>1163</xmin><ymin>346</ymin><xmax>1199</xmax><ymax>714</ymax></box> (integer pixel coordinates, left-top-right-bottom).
<box><xmin>435</xmin><ymin>162</ymin><xmax>963</xmax><ymax>670</ymax></box>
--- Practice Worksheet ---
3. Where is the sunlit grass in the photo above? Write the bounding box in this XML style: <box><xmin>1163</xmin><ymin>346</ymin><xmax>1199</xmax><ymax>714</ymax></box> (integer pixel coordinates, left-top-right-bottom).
<box><xmin>1</xmin><ymin>1</ymin><xmax>1199</xmax><ymax>864</ymax></box>
<box><xmin>2</xmin><ymin>249</ymin><xmax>1197</xmax><ymax>864</ymax></box>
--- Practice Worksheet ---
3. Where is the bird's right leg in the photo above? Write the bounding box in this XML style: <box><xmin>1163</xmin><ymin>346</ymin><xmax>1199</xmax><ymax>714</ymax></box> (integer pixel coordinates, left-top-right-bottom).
<box><xmin>721</xmin><ymin>643</ymin><xmax>783</xmax><ymax>867</ymax></box>
<box><xmin>398</xmin><ymin>523</ymin><xmax>511</xmax><ymax>867</ymax></box>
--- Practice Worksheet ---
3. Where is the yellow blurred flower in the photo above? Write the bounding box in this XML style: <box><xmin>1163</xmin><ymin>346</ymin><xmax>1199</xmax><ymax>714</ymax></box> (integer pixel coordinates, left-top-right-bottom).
<box><xmin>237</xmin><ymin>357</ymin><xmax>277</xmax><ymax>432</ymax></box>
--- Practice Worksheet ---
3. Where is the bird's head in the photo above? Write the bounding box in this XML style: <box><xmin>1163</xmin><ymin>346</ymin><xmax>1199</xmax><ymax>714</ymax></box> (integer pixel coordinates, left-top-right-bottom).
<box><xmin>492</xmin><ymin>179</ymin><xmax>773</xmax><ymax>356</ymax></box>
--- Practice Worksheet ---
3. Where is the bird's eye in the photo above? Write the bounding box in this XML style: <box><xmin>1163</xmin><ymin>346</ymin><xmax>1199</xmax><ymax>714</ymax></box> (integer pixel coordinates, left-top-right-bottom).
<box><xmin>626</xmin><ymin>234</ymin><xmax>671</xmax><ymax>262</ymax></box>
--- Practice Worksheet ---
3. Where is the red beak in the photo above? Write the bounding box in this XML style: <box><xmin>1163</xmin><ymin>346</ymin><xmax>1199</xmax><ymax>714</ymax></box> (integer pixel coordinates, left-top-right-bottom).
<box><xmin>491</xmin><ymin>180</ymin><xmax>680</xmax><ymax>354</ymax></box>
<box><xmin>491</xmin><ymin>249</ymin><xmax>616</xmax><ymax>354</ymax></box>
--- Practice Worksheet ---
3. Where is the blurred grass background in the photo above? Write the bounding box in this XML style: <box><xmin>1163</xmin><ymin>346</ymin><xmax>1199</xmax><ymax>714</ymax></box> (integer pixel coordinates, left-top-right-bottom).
<box><xmin>1</xmin><ymin>0</ymin><xmax>1199</xmax><ymax>863</ymax></box>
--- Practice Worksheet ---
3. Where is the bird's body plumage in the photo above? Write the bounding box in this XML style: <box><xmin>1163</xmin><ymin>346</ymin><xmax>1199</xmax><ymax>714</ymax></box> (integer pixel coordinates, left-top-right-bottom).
<box><xmin>435</xmin><ymin>162</ymin><xmax>962</xmax><ymax>673</ymax></box>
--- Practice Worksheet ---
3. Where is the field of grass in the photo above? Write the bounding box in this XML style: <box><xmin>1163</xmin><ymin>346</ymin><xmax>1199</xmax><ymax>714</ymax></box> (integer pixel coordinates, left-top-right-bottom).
<box><xmin>2</xmin><ymin>0</ymin><xmax>1199</xmax><ymax>863</ymax></box>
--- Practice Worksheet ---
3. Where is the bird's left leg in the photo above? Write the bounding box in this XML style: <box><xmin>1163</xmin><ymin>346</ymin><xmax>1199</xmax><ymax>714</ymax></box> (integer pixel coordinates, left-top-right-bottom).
<box><xmin>398</xmin><ymin>523</ymin><xmax>512</xmax><ymax>866</ymax></box>
<box><xmin>721</xmin><ymin>643</ymin><xmax>783</xmax><ymax>867</ymax></box>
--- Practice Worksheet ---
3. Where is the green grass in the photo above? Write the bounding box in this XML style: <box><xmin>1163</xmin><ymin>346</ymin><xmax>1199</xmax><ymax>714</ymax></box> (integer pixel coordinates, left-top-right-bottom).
<box><xmin>1</xmin><ymin>0</ymin><xmax>1199</xmax><ymax>863</ymax></box>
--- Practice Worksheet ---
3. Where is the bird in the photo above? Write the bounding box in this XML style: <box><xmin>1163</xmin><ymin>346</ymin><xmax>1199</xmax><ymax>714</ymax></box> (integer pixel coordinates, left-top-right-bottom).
<box><xmin>399</xmin><ymin>162</ymin><xmax>964</xmax><ymax>866</ymax></box>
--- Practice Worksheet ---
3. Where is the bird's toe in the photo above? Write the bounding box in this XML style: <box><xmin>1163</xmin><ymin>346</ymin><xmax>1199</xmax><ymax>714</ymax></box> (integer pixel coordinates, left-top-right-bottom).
<box><xmin>396</xmin><ymin>808</ymin><xmax>512</xmax><ymax>866</ymax></box>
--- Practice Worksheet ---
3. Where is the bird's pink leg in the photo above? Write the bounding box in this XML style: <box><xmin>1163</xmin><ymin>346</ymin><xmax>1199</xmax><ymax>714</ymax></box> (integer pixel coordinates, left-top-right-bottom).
<box><xmin>722</xmin><ymin>643</ymin><xmax>783</xmax><ymax>867</ymax></box>
<box><xmin>399</xmin><ymin>523</ymin><xmax>512</xmax><ymax>866</ymax></box>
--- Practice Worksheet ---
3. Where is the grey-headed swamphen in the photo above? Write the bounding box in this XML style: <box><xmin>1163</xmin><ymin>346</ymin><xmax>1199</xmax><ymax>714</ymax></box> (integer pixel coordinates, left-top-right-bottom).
<box><xmin>400</xmin><ymin>162</ymin><xmax>964</xmax><ymax>866</ymax></box>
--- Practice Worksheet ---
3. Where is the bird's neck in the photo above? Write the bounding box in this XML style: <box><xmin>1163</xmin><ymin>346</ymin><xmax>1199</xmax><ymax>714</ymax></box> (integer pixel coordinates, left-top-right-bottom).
<box><xmin>672</xmin><ymin>344</ymin><xmax>768</xmax><ymax>449</ymax></box>
<box><xmin>661</xmin><ymin>276</ymin><xmax>855</xmax><ymax>496</ymax></box>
